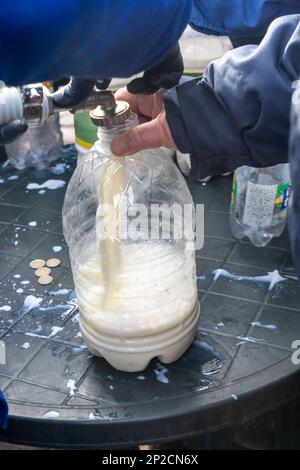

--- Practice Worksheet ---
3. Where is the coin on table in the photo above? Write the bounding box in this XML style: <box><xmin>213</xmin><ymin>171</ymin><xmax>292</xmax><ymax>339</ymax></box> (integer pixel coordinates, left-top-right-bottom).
<box><xmin>46</xmin><ymin>258</ymin><xmax>61</xmax><ymax>268</ymax></box>
<box><xmin>38</xmin><ymin>275</ymin><xmax>53</xmax><ymax>285</ymax></box>
<box><xmin>30</xmin><ymin>259</ymin><xmax>46</xmax><ymax>269</ymax></box>
<box><xmin>35</xmin><ymin>267</ymin><xmax>51</xmax><ymax>277</ymax></box>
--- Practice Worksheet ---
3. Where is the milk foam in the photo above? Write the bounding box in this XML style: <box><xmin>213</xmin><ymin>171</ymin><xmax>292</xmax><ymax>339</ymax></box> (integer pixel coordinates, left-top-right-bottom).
<box><xmin>75</xmin><ymin>242</ymin><xmax>197</xmax><ymax>337</ymax></box>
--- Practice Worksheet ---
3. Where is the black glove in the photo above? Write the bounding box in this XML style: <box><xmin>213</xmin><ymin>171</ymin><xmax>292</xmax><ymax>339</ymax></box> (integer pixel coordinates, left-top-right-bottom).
<box><xmin>0</xmin><ymin>120</ymin><xmax>28</xmax><ymax>145</ymax></box>
<box><xmin>52</xmin><ymin>77</ymin><xmax>95</xmax><ymax>108</ymax></box>
<box><xmin>127</xmin><ymin>43</ymin><xmax>184</xmax><ymax>95</ymax></box>
<box><xmin>52</xmin><ymin>77</ymin><xmax>112</xmax><ymax>109</ymax></box>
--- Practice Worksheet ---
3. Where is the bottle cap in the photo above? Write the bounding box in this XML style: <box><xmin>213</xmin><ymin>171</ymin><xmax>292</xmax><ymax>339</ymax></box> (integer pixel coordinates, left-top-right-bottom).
<box><xmin>90</xmin><ymin>99</ymin><xmax>131</xmax><ymax>128</ymax></box>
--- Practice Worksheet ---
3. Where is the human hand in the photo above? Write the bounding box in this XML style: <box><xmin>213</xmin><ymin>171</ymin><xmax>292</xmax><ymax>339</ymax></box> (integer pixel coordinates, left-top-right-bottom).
<box><xmin>111</xmin><ymin>88</ymin><xmax>176</xmax><ymax>156</ymax></box>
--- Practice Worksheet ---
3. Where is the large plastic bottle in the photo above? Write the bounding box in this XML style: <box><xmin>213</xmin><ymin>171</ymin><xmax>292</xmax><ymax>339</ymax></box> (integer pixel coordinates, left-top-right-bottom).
<box><xmin>230</xmin><ymin>164</ymin><xmax>291</xmax><ymax>247</ymax></box>
<box><xmin>63</xmin><ymin>100</ymin><xmax>199</xmax><ymax>372</ymax></box>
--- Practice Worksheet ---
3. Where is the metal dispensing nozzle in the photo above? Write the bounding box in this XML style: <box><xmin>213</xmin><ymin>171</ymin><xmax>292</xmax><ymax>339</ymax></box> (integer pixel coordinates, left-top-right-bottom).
<box><xmin>0</xmin><ymin>83</ymin><xmax>131</xmax><ymax>127</ymax></box>
<box><xmin>89</xmin><ymin>92</ymin><xmax>131</xmax><ymax>128</ymax></box>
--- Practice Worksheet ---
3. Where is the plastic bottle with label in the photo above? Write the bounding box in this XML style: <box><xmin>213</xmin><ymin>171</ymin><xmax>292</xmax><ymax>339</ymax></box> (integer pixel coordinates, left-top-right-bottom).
<box><xmin>230</xmin><ymin>164</ymin><xmax>291</xmax><ymax>247</ymax></box>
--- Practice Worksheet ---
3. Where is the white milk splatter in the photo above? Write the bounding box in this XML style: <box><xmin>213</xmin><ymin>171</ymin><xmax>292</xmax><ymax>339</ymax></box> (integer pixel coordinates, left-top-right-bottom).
<box><xmin>44</xmin><ymin>410</ymin><xmax>60</xmax><ymax>419</ymax></box>
<box><xmin>52</xmin><ymin>246</ymin><xmax>62</xmax><ymax>253</ymax></box>
<box><xmin>251</xmin><ymin>321</ymin><xmax>277</xmax><ymax>330</ymax></box>
<box><xmin>72</xmin><ymin>345</ymin><xmax>87</xmax><ymax>353</ymax></box>
<box><xmin>89</xmin><ymin>411</ymin><xmax>96</xmax><ymax>420</ymax></box>
<box><xmin>231</xmin><ymin>394</ymin><xmax>238</xmax><ymax>400</ymax></box>
<box><xmin>51</xmin><ymin>163</ymin><xmax>66</xmax><ymax>175</ymax></box>
<box><xmin>50</xmin><ymin>289</ymin><xmax>71</xmax><ymax>296</ymax></box>
<box><xmin>23</xmin><ymin>295</ymin><xmax>43</xmax><ymax>312</ymax></box>
<box><xmin>0</xmin><ymin>305</ymin><xmax>11</xmax><ymax>312</ymax></box>
<box><xmin>38</xmin><ymin>189</ymin><xmax>46</xmax><ymax>195</ymax></box>
<box><xmin>26</xmin><ymin>179</ymin><xmax>66</xmax><ymax>191</ymax></box>
<box><xmin>20</xmin><ymin>280</ymin><xmax>30</xmax><ymax>285</ymax></box>
<box><xmin>25</xmin><ymin>332</ymin><xmax>47</xmax><ymax>338</ymax></box>
<box><xmin>7</xmin><ymin>175</ymin><xmax>19</xmax><ymax>181</ymax></box>
<box><xmin>237</xmin><ymin>336</ymin><xmax>268</xmax><ymax>345</ymax></box>
<box><xmin>21</xmin><ymin>342</ymin><xmax>30</xmax><ymax>350</ymax></box>
<box><xmin>49</xmin><ymin>326</ymin><xmax>64</xmax><ymax>338</ymax></box>
<box><xmin>14</xmin><ymin>274</ymin><xmax>21</xmax><ymax>278</ymax></box>
<box><xmin>75</xmin><ymin>331</ymin><xmax>82</xmax><ymax>338</ymax></box>
<box><xmin>16</xmin><ymin>288</ymin><xmax>23</xmax><ymax>294</ymax></box>
<box><xmin>0</xmin><ymin>178</ymin><xmax>4</xmax><ymax>184</ymax></box>
<box><xmin>136</xmin><ymin>375</ymin><xmax>146</xmax><ymax>381</ymax></box>
<box><xmin>154</xmin><ymin>364</ymin><xmax>169</xmax><ymax>384</ymax></box>
<box><xmin>28</xmin><ymin>221</ymin><xmax>37</xmax><ymax>227</ymax></box>
<box><xmin>26</xmin><ymin>325</ymin><xmax>64</xmax><ymax>339</ymax></box>
<box><xmin>213</xmin><ymin>268</ymin><xmax>286</xmax><ymax>290</ymax></box>
<box><xmin>66</xmin><ymin>379</ymin><xmax>77</xmax><ymax>396</ymax></box>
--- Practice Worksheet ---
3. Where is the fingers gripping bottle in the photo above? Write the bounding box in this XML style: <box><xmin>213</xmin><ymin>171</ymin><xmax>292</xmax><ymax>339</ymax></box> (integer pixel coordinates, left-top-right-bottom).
<box><xmin>230</xmin><ymin>164</ymin><xmax>291</xmax><ymax>247</ymax></box>
<box><xmin>63</xmin><ymin>95</ymin><xmax>200</xmax><ymax>372</ymax></box>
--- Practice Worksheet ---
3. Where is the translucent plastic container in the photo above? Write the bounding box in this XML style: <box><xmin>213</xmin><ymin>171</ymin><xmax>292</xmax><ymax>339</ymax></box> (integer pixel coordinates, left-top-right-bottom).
<box><xmin>230</xmin><ymin>164</ymin><xmax>291</xmax><ymax>247</ymax></box>
<box><xmin>6</xmin><ymin>114</ymin><xmax>62</xmax><ymax>170</ymax></box>
<box><xmin>63</xmin><ymin>112</ymin><xmax>199</xmax><ymax>372</ymax></box>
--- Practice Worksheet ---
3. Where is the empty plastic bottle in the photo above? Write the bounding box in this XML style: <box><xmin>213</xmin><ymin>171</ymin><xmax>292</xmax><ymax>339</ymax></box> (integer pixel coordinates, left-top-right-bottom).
<box><xmin>5</xmin><ymin>114</ymin><xmax>62</xmax><ymax>170</ymax></box>
<box><xmin>230</xmin><ymin>164</ymin><xmax>291</xmax><ymax>247</ymax></box>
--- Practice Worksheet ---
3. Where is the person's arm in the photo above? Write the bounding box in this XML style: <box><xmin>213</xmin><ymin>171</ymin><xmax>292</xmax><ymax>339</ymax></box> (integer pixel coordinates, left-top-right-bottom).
<box><xmin>190</xmin><ymin>0</ymin><xmax>300</xmax><ymax>45</ymax></box>
<box><xmin>163</xmin><ymin>14</ymin><xmax>300</xmax><ymax>179</ymax></box>
<box><xmin>0</xmin><ymin>0</ymin><xmax>191</xmax><ymax>86</ymax></box>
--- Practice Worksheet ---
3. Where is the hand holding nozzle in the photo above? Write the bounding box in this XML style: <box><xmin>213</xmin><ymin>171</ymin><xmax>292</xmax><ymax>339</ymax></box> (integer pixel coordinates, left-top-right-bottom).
<box><xmin>51</xmin><ymin>77</ymin><xmax>112</xmax><ymax>110</ymax></box>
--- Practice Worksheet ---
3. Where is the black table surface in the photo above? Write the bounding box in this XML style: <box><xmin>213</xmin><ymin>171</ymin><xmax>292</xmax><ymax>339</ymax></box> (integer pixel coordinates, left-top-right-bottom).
<box><xmin>0</xmin><ymin>147</ymin><xmax>300</xmax><ymax>448</ymax></box>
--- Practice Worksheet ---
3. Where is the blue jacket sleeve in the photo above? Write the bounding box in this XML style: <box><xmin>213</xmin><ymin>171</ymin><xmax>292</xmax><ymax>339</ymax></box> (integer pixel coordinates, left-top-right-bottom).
<box><xmin>0</xmin><ymin>389</ymin><xmax>8</xmax><ymax>429</ymax></box>
<box><xmin>0</xmin><ymin>0</ymin><xmax>191</xmax><ymax>86</ymax></box>
<box><xmin>190</xmin><ymin>0</ymin><xmax>300</xmax><ymax>40</ymax></box>
<box><xmin>164</xmin><ymin>14</ymin><xmax>300</xmax><ymax>179</ymax></box>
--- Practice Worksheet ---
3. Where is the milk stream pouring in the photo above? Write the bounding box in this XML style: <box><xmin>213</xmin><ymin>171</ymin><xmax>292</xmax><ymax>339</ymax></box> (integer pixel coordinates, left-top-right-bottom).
<box><xmin>230</xmin><ymin>164</ymin><xmax>291</xmax><ymax>247</ymax></box>
<box><xmin>63</xmin><ymin>95</ymin><xmax>199</xmax><ymax>372</ymax></box>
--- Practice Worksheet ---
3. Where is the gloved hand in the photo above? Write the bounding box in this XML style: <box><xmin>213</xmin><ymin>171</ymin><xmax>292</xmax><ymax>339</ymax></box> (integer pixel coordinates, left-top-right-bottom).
<box><xmin>127</xmin><ymin>43</ymin><xmax>183</xmax><ymax>95</ymax></box>
<box><xmin>0</xmin><ymin>120</ymin><xmax>28</xmax><ymax>145</ymax></box>
<box><xmin>52</xmin><ymin>77</ymin><xmax>111</xmax><ymax>109</ymax></box>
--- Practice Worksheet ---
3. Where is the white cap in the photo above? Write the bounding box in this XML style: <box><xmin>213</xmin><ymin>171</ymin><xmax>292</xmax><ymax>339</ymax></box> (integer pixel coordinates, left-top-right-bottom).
<box><xmin>0</xmin><ymin>85</ymin><xmax>23</xmax><ymax>125</ymax></box>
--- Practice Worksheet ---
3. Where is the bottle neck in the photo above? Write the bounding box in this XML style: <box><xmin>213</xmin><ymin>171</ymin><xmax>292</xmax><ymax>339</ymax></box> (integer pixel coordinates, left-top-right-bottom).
<box><xmin>96</xmin><ymin>112</ymin><xmax>138</xmax><ymax>155</ymax></box>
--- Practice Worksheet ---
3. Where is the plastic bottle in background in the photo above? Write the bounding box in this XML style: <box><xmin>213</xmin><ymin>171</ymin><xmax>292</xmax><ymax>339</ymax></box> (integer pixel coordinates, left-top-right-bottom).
<box><xmin>5</xmin><ymin>114</ymin><xmax>63</xmax><ymax>170</ymax></box>
<box><xmin>230</xmin><ymin>164</ymin><xmax>291</xmax><ymax>247</ymax></box>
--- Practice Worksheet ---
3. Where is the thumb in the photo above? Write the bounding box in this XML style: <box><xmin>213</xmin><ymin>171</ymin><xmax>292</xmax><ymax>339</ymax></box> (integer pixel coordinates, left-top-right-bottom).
<box><xmin>111</xmin><ymin>115</ymin><xmax>175</xmax><ymax>156</ymax></box>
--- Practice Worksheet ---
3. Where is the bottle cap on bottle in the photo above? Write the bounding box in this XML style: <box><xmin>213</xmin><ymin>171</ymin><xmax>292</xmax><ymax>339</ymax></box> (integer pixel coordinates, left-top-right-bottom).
<box><xmin>90</xmin><ymin>99</ymin><xmax>130</xmax><ymax>128</ymax></box>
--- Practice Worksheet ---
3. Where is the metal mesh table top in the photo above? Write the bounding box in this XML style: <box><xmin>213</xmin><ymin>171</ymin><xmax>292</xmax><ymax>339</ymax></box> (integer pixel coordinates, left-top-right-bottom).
<box><xmin>0</xmin><ymin>147</ymin><xmax>300</xmax><ymax>448</ymax></box>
